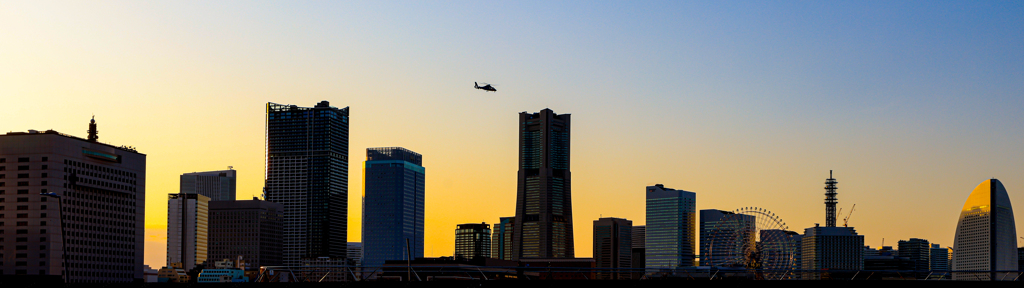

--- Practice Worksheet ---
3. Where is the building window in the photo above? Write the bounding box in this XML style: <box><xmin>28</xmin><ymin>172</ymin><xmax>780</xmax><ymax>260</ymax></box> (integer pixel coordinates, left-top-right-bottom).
<box><xmin>18</xmin><ymin>158</ymin><xmax>28</xmax><ymax>163</ymax></box>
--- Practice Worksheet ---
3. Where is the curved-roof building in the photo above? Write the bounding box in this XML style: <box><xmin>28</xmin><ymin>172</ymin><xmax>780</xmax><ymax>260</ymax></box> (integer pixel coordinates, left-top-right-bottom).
<box><xmin>952</xmin><ymin>179</ymin><xmax>1017</xmax><ymax>280</ymax></box>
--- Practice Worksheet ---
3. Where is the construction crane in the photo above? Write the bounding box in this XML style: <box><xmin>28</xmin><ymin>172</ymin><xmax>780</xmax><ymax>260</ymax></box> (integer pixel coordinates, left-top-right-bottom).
<box><xmin>843</xmin><ymin>204</ymin><xmax>856</xmax><ymax>227</ymax></box>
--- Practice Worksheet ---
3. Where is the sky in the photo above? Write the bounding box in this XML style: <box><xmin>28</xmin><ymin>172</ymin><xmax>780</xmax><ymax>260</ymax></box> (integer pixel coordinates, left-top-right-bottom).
<box><xmin>2</xmin><ymin>1</ymin><xmax>1023</xmax><ymax>270</ymax></box>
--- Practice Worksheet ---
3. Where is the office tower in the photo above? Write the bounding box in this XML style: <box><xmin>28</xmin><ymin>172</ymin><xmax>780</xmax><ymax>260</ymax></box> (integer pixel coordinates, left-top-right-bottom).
<box><xmin>0</xmin><ymin>120</ymin><xmax>146</xmax><ymax>283</ymax></box>
<box><xmin>801</xmin><ymin>224</ymin><xmax>864</xmax><ymax>280</ymax></box>
<box><xmin>593</xmin><ymin>217</ymin><xmax>632</xmax><ymax>280</ymax></box>
<box><xmin>361</xmin><ymin>147</ymin><xmax>424</xmax><ymax>267</ymax></box>
<box><xmin>930</xmin><ymin>244</ymin><xmax>949</xmax><ymax>272</ymax></box>
<box><xmin>180</xmin><ymin>170</ymin><xmax>236</xmax><ymax>201</ymax></box>
<box><xmin>491</xmin><ymin>217</ymin><xmax>515</xmax><ymax>260</ymax></box>
<box><xmin>631</xmin><ymin>226</ymin><xmax>645</xmax><ymax>273</ymax></box>
<box><xmin>513</xmin><ymin>109</ymin><xmax>573</xmax><ymax>260</ymax></box>
<box><xmin>825</xmin><ymin>170</ymin><xmax>838</xmax><ymax>227</ymax></box>
<box><xmin>264</xmin><ymin>101</ymin><xmax>349</xmax><ymax>266</ymax></box>
<box><xmin>455</xmin><ymin>223</ymin><xmax>491</xmax><ymax>259</ymax></box>
<box><xmin>897</xmin><ymin>238</ymin><xmax>930</xmax><ymax>274</ymax></box>
<box><xmin>207</xmin><ymin>198</ymin><xmax>283</xmax><ymax>270</ymax></box>
<box><xmin>699</xmin><ymin>209</ymin><xmax>755</xmax><ymax>266</ymax></box>
<box><xmin>645</xmin><ymin>184</ymin><xmax>696</xmax><ymax>269</ymax></box>
<box><xmin>346</xmin><ymin>243</ymin><xmax>363</xmax><ymax>266</ymax></box>
<box><xmin>167</xmin><ymin>193</ymin><xmax>210</xmax><ymax>271</ymax></box>
<box><xmin>952</xmin><ymin>179</ymin><xmax>1017</xmax><ymax>280</ymax></box>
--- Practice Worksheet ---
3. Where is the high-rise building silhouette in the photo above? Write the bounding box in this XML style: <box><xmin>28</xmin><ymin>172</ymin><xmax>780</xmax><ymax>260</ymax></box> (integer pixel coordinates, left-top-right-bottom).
<box><xmin>952</xmin><ymin>179</ymin><xmax>1017</xmax><ymax>280</ymax></box>
<box><xmin>454</xmin><ymin>223</ymin><xmax>491</xmax><ymax>259</ymax></box>
<box><xmin>513</xmin><ymin>109</ymin><xmax>573</xmax><ymax>259</ymax></box>
<box><xmin>207</xmin><ymin>198</ymin><xmax>283</xmax><ymax>269</ymax></box>
<box><xmin>166</xmin><ymin>193</ymin><xmax>210</xmax><ymax>271</ymax></box>
<box><xmin>0</xmin><ymin>120</ymin><xmax>146</xmax><ymax>282</ymax></box>
<box><xmin>264</xmin><ymin>101</ymin><xmax>349</xmax><ymax>266</ymax></box>
<box><xmin>897</xmin><ymin>238</ymin><xmax>930</xmax><ymax>276</ymax></box>
<box><xmin>929</xmin><ymin>243</ymin><xmax>950</xmax><ymax>272</ymax></box>
<box><xmin>491</xmin><ymin>217</ymin><xmax>515</xmax><ymax>260</ymax></box>
<box><xmin>361</xmin><ymin>147</ymin><xmax>424</xmax><ymax>268</ymax></box>
<box><xmin>631</xmin><ymin>225</ymin><xmax>645</xmax><ymax>275</ymax></box>
<box><xmin>699</xmin><ymin>209</ymin><xmax>754</xmax><ymax>267</ymax></box>
<box><xmin>180</xmin><ymin>170</ymin><xmax>236</xmax><ymax>201</ymax></box>
<box><xmin>593</xmin><ymin>217</ymin><xmax>632</xmax><ymax>280</ymax></box>
<box><xmin>801</xmin><ymin>224</ymin><xmax>863</xmax><ymax>280</ymax></box>
<box><xmin>645</xmin><ymin>184</ymin><xmax>696</xmax><ymax>269</ymax></box>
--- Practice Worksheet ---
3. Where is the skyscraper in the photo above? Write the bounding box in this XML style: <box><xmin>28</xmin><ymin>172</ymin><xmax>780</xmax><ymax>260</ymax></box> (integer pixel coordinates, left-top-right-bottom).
<box><xmin>699</xmin><ymin>209</ymin><xmax>754</xmax><ymax>267</ymax></box>
<box><xmin>207</xmin><ymin>198</ymin><xmax>283</xmax><ymax>270</ymax></box>
<box><xmin>631</xmin><ymin>226</ymin><xmax>645</xmax><ymax>274</ymax></box>
<box><xmin>454</xmin><ymin>223</ymin><xmax>491</xmax><ymax>259</ymax></box>
<box><xmin>593</xmin><ymin>217</ymin><xmax>632</xmax><ymax>280</ymax></box>
<box><xmin>801</xmin><ymin>224</ymin><xmax>864</xmax><ymax>280</ymax></box>
<box><xmin>491</xmin><ymin>217</ymin><xmax>515</xmax><ymax>260</ymax></box>
<box><xmin>952</xmin><ymin>179</ymin><xmax>1017</xmax><ymax>280</ymax></box>
<box><xmin>513</xmin><ymin>109</ymin><xmax>573</xmax><ymax>260</ymax></box>
<box><xmin>645</xmin><ymin>184</ymin><xmax>696</xmax><ymax>269</ymax></box>
<box><xmin>361</xmin><ymin>147</ymin><xmax>424</xmax><ymax>267</ymax></box>
<box><xmin>897</xmin><ymin>238</ymin><xmax>930</xmax><ymax>275</ymax></box>
<box><xmin>180</xmin><ymin>170</ymin><xmax>236</xmax><ymax>201</ymax></box>
<box><xmin>0</xmin><ymin>120</ymin><xmax>146</xmax><ymax>283</ymax></box>
<box><xmin>166</xmin><ymin>193</ymin><xmax>210</xmax><ymax>271</ymax></box>
<box><xmin>264</xmin><ymin>101</ymin><xmax>349</xmax><ymax>266</ymax></box>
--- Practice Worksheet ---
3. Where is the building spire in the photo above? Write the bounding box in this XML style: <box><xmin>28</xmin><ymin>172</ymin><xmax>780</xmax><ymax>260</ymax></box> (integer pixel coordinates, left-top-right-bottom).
<box><xmin>88</xmin><ymin>115</ymin><xmax>98</xmax><ymax>142</ymax></box>
<box><xmin>825</xmin><ymin>170</ymin><xmax>838</xmax><ymax>227</ymax></box>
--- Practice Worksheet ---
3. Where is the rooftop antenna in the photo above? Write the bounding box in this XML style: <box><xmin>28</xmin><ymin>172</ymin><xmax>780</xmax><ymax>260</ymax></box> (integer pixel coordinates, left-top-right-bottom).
<box><xmin>824</xmin><ymin>170</ymin><xmax>838</xmax><ymax>227</ymax></box>
<box><xmin>87</xmin><ymin>115</ymin><xmax>99</xmax><ymax>142</ymax></box>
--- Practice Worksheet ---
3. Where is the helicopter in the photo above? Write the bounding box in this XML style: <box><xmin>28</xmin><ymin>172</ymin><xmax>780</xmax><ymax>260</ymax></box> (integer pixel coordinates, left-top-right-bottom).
<box><xmin>474</xmin><ymin>82</ymin><xmax>497</xmax><ymax>92</ymax></box>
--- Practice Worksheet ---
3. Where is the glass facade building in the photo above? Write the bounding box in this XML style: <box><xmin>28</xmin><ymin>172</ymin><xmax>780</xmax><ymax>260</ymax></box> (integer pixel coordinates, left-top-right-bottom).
<box><xmin>952</xmin><ymin>179</ymin><xmax>1017</xmax><ymax>280</ymax></box>
<box><xmin>361</xmin><ymin>147</ymin><xmax>424</xmax><ymax>268</ymax></box>
<box><xmin>454</xmin><ymin>223</ymin><xmax>491</xmax><ymax>259</ymax></box>
<box><xmin>513</xmin><ymin>109</ymin><xmax>574</xmax><ymax>260</ymax></box>
<box><xmin>180</xmin><ymin>170</ymin><xmax>236</xmax><ymax>201</ymax></box>
<box><xmin>699</xmin><ymin>209</ymin><xmax>755</xmax><ymax>267</ymax></box>
<box><xmin>264</xmin><ymin>101</ymin><xmax>349</xmax><ymax>266</ymax></box>
<box><xmin>801</xmin><ymin>225</ymin><xmax>864</xmax><ymax>280</ymax></box>
<box><xmin>593</xmin><ymin>217</ymin><xmax>632</xmax><ymax>280</ymax></box>
<box><xmin>645</xmin><ymin>184</ymin><xmax>696</xmax><ymax>269</ymax></box>
<box><xmin>491</xmin><ymin>217</ymin><xmax>515</xmax><ymax>260</ymax></box>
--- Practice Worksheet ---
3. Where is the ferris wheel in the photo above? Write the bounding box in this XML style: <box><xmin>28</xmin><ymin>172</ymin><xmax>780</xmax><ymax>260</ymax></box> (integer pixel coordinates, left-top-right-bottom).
<box><xmin>705</xmin><ymin>207</ymin><xmax>795</xmax><ymax>280</ymax></box>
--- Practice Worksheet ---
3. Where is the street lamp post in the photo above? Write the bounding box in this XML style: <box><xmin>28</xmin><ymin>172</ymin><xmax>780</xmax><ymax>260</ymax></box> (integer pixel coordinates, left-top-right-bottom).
<box><xmin>40</xmin><ymin>192</ymin><xmax>67</xmax><ymax>283</ymax></box>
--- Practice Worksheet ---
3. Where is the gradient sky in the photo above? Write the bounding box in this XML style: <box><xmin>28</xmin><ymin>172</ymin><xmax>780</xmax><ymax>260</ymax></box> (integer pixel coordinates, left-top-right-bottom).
<box><xmin>2</xmin><ymin>1</ymin><xmax>1023</xmax><ymax>270</ymax></box>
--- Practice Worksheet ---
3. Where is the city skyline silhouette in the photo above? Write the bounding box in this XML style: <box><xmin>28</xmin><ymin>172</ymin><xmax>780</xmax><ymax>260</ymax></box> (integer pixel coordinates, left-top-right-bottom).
<box><xmin>1</xmin><ymin>2</ymin><xmax>1022</xmax><ymax>273</ymax></box>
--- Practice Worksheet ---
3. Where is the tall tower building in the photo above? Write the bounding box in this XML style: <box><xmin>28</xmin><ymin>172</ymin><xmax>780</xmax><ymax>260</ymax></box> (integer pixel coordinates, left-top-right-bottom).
<box><xmin>454</xmin><ymin>223</ymin><xmax>491</xmax><ymax>259</ymax></box>
<box><xmin>264</xmin><ymin>101</ymin><xmax>349</xmax><ymax>266</ymax></box>
<box><xmin>897</xmin><ymin>238</ymin><xmax>931</xmax><ymax>274</ymax></box>
<box><xmin>361</xmin><ymin>147</ymin><xmax>424</xmax><ymax>267</ymax></box>
<box><xmin>699</xmin><ymin>209</ymin><xmax>755</xmax><ymax>266</ymax></box>
<box><xmin>801</xmin><ymin>224</ymin><xmax>864</xmax><ymax>280</ymax></box>
<box><xmin>593</xmin><ymin>217</ymin><xmax>632</xmax><ymax>280</ymax></box>
<box><xmin>824</xmin><ymin>170</ymin><xmax>838</xmax><ymax>227</ymax></box>
<box><xmin>645</xmin><ymin>184</ymin><xmax>696</xmax><ymax>269</ymax></box>
<box><xmin>166</xmin><ymin>193</ymin><xmax>211</xmax><ymax>271</ymax></box>
<box><xmin>207</xmin><ymin>198</ymin><xmax>283</xmax><ymax>270</ymax></box>
<box><xmin>0</xmin><ymin>120</ymin><xmax>146</xmax><ymax>283</ymax></box>
<box><xmin>180</xmin><ymin>170</ymin><xmax>236</xmax><ymax>201</ymax></box>
<box><xmin>952</xmin><ymin>179</ymin><xmax>1017</xmax><ymax>280</ymax></box>
<box><xmin>513</xmin><ymin>109</ymin><xmax>573</xmax><ymax>259</ymax></box>
<box><xmin>491</xmin><ymin>217</ymin><xmax>515</xmax><ymax>260</ymax></box>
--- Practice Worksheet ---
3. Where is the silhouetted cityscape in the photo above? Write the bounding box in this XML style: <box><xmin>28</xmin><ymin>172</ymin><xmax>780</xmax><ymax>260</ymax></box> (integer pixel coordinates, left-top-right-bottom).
<box><xmin>0</xmin><ymin>102</ymin><xmax>1020</xmax><ymax>283</ymax></box>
